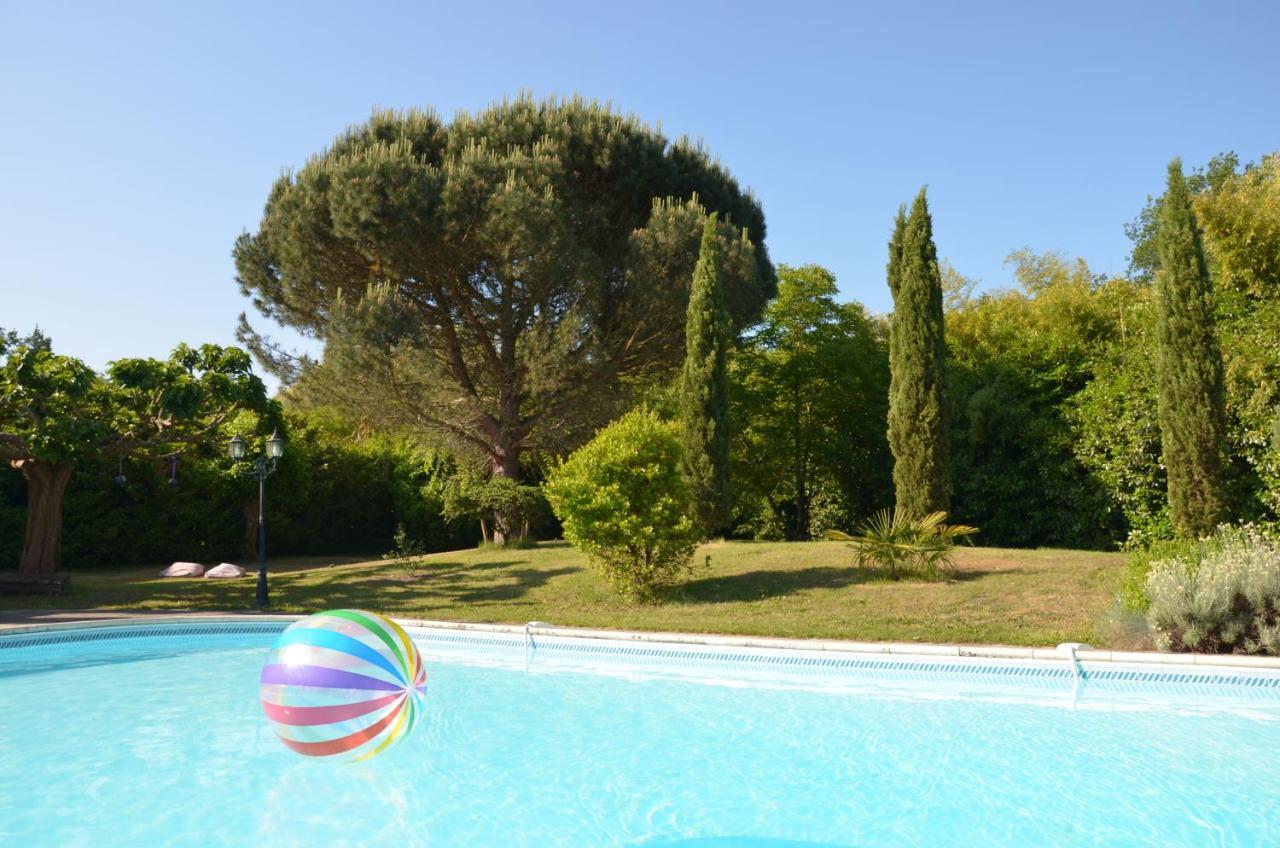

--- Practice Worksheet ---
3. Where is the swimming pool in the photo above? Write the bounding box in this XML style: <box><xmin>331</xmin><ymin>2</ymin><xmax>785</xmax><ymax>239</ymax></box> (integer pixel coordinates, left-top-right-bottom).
<box><xmin>1</xmin><ymin>619</ymin><xmax>1278</xmax><ymax>846</ymax></box>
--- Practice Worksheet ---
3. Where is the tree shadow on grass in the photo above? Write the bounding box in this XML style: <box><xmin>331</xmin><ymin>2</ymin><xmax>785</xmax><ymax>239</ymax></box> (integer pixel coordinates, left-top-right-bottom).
<box><xmin>348</xmin><ymin>558</ymin><xmax>522</xmax><ymax>586</ymax></box>
<box><xmin>946</xmin><ymin>566</ymin><xmax>1017</xmax><ymax>583</ymax></box>
<box><xmin>675</xmin><ymin>565</ymin><xmax>1004</xmax><ymax>604</ymax></box>
<box><xmin>304</xmin><ymin>558</ymin><xmax>582</xmax><ymax>608</ymax></box>
<box><xmin>453</xmin><ymin>569</ymin><xmax>579</xmax><ymax>603</ymax></box>
<box><xmin>0</xmin><ymin>557</ymin><xmax>588</xmax><ymax>615</ymax></box>
<box><xmin>675</xmin><ymin>567</ymin><xmax>875</xmax><ymax>603</ymax></box>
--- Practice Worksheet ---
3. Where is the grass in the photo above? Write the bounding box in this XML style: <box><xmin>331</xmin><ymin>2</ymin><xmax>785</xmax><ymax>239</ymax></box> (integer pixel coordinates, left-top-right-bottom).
<box><xmin>0</xmin><ymin>542</ymin><xmax>1129</xmax><ymax>647</ymax></box>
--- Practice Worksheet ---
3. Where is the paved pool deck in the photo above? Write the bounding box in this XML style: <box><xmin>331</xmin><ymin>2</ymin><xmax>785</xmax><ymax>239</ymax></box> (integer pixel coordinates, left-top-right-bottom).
<box><xmin>0</xmin><ymin>609</ymin><xmax>269</xmax><ymax>628</ymax></box>
<box><xmin>4</xmin><ymin>609</ymin><xmax>1280</xmax><ymax>671</ymax></box>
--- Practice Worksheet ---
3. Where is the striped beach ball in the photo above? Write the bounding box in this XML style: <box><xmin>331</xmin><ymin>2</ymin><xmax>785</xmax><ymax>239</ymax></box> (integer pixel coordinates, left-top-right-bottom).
<box><xmin>259</xmin><ymin>610</ymin><xmax>427</xmax><ymax>762</ymax></box>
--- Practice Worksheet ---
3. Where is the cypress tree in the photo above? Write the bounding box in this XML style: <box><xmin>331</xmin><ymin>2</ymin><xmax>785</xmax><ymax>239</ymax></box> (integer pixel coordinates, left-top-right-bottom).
<box><xmin>1155</xmin><ymin>159</ymin><xmax>1227</xmax><ymax>538</ymax></box>
<box><xmin>681</xmin><ymin>213</ymin><xmax>732</xmax><ymax>536</ymax></box>
<box><xmin>886</xmin><ymin>188</ymin><xmax>949</xmax><ymax>517</ymax></box>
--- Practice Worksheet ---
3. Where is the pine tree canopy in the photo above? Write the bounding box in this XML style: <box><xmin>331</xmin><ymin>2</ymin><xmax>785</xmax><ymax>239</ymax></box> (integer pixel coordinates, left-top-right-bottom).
<box><xmin>234</xmin><ymin>95</ymin><xmax>775</xmax><ymax>482</ymax></box>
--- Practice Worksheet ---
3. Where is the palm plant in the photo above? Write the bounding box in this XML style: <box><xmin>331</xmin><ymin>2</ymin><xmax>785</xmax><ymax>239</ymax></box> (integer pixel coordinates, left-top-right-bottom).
<box><xmin>825</xmin><ymin>509</ymin><xmax>978</xmax><ymax>580</ymax></box>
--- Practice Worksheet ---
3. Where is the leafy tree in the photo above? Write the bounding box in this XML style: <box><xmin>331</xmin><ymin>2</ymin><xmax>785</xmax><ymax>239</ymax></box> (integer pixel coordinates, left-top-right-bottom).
<box><xmin>1154</xmin><ymin>159</ymin><xmax>1228</xmax><ymax>538</ymax></box>
<box><xmin>1</xmin><ymin>327</ymin><xmax>48</xmax><ymax>354</ymax></box>
<box><xmin>680</xmin><ymin>214</ymin><xmax>732</xmax><ymax>535</ymax></box>
<box><xmin>235</xmin><ymin>96</ymin><xmax>775</xmax><ymax>543</ymax></box>
<box><xmin>887</xmin><ymin>189</ymin><xmax>949</xmax><ymax>517</ymax></box>
<box><xmin>1125</xmin><ymin>152</ymin><xmax>1240</xmax><ymax>281</ymax></box>
<box><xmin>939</xmin><ymin>259</ymin><xmax>979</xmax><ymax>310</ymax></box>
<box><xmin>1195</xmin><ymin>152</ymin><xmax>1280</xmax><ymax>299</ymax></box>
<box><xmin>947</xmin><ymin>253</ymin><xmax>1124</xmax><ymax>548</ymax></box>
<box><xmin>1217</xmin><ymin>294</ymin><xmax>1280</xmax><ymax>519</ymax></box>
<box><xmin>732</xmin><ymin>264</ymin><xmax>890</xmax><ymax>540</ymax></box>
<box><xmin>1067</xmin><ymin>275</ymin><xmax>1277</xmax><ymax>547</ymax></box>
<box><xmin>544</xmin><ymin>408</ymin><xmax>699</xmax><ymax>602</ymax></box>
<box><xmin>0</xmin><ymin>339</ymin><xmax>268</xmax><ymax>574</ymax></box>
<box><xmin>1097</xmin><ymin>152</ymin><xmax>1280</xmax><ymax>544</ymax></box>
<box><xmin>1174</xmin><ymin>153</ymin><xmax>1280</xmax><ymax>522</ymax></box>
<box><xmin>1066</xmin><ymin>304</ymin><xmax>1172</xmax><ymax>546</ymax></box>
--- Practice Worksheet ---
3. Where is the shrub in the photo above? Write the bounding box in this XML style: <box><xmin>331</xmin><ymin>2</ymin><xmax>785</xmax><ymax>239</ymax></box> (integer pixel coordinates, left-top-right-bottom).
<box><xmin>1145</xmin><ymin>526</ymin><xmax>1280</xmax><ymax>654</ymax></box>
<box><xmin>438</xmin><ymin>473</ymin><xmax>549</xmax><ymax>546</ymax></box>
<box><xmin>544</xmin><ymin>408</ymin><xmax>700</xmax><ymax>602</ymax></box>
<box><xmin>825</xmin><ymin>509</ymin><xmax>978</xmax><ymax>580</ymax></box>
<box><xmin>1118</xmin><ymin>537</ymin><xmax>1205</xmax><ymax>612</ymax></box>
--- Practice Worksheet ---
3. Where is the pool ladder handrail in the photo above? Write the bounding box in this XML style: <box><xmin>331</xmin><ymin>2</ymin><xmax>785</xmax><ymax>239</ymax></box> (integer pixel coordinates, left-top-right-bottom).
<box><xmin>524</xmin><ymin>621</ymin><xmax>552</xmax><ymax>655</ymax></box>
<box><xmin>1057</xmin><ymin>642</ymin><xmax>1090</xmax><ymax>682</ymax></box>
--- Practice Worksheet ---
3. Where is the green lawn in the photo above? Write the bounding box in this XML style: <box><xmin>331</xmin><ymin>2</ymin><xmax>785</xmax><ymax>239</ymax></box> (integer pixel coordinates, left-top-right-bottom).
<box><xmin>1</xmin><ymin>541</ymin><xmax>1129</xmax><ymax>647</ymax></box>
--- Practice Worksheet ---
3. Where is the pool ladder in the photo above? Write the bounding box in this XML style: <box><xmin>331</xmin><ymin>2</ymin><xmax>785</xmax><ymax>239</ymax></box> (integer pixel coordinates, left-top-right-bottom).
<box><xmin>1058</xmin><ymin>642</ymin><xmax>1089</xmax><ymax>681</ymax></box>
<box><xmin>524</xmin><ymin>621</ymin><xmax>551</xmax><ymax>659</ymax></box>
<box><xmin>1058</xmin><ymin>642</ymin><xmax>1090</xmax><ymax>707</ymax></box>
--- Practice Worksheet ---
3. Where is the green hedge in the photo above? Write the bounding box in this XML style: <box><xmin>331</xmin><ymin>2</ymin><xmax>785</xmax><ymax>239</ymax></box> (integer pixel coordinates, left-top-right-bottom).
<box><xmin>0</xmin><ymin>411</ymin><xmax>479</xmax><ymax>569</ymax></box>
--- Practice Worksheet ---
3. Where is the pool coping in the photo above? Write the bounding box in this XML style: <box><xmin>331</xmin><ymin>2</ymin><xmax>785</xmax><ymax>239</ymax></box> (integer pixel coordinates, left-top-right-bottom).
<box><xmin>3</xmin><ymin>612</ymin><xmax>1280</xmax><ymax>672</ymax></box>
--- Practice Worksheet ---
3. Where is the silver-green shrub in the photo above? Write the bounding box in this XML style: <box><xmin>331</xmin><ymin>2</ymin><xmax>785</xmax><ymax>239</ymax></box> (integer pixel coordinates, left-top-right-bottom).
<box><xmin>1145</xmin><ymin>526</ymin><xmax>1280</xmax><ymax>654</ymax></box>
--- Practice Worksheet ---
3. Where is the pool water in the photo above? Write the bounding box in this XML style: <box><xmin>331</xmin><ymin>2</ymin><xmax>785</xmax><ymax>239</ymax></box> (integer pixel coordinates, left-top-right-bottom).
<box><xmin>1</xmin><ymin>625</ymin><xmax>1279</xmax><ymax>847</ymax></box>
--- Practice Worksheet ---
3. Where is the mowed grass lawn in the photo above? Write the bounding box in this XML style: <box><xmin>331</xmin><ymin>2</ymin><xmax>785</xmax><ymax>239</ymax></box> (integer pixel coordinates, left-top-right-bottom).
<box><xmin>1</xmin><ymin>542</ymin><xmax>1129</xmax><ymax>647</ymax></box>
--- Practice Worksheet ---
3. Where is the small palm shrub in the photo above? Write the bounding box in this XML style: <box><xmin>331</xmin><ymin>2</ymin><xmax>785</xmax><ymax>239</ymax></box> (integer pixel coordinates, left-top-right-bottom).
<box><xmin>1146</xmin><ymin>526</ymin><xmax>1280</xmax><ymax>654</ymax></box>
<box><xmin>544</xmin><ymin>408</ymin><xmax>700</xmax><ymax>603</ymax></box>
<box><xmin>825</xmin><ymin>509</ymin><xmax>978</xmax><ymax>580</ymax></box>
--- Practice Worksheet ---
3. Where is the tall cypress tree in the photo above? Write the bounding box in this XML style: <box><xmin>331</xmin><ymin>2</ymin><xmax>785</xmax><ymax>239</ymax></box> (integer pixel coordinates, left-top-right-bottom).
<box><xmin>1155</xmin><ymin>159</ymin><xmax>1227</xmax><ymax>538</ymax></box>
<box><xmin>886</xmin><ymin>188</ymin><xmax>949</xmax><ymax>517</ymax></box>
<box><xmin>681</xmin><ymin>213</ymin><xmax>732</xmax><ymax>535</ymax></box>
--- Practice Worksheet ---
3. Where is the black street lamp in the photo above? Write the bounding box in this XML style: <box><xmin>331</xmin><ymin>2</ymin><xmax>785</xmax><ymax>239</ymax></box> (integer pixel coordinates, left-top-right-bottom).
<box><xmin>229</xmin><ymin>430</ymin><xmax>284</xmax><ymax>609</ymax></box>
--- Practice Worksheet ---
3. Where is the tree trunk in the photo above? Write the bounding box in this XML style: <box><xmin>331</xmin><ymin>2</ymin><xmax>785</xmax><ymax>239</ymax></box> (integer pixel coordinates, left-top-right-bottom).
<box><xmin>788</xmin><ymin>473</ymin><xmax>810</xmax><ymax>542</ymax></box>
<box><xmin>487</xmin><ymin>307</ymin><xmax>528</xmax><ymax>548</ymax></box>
<box><xmin>15</xmin><ymin>460</ymin><xmax>74</xmax><ymax>576</ymax></box>
<box><xmin>788</xmin><ymin>402</ymin><xmax>809</xmax><ymax>541</ymax></box>
<box><xmin>489</xmin><ymin>449</ymin><xmax>523</xmax><ymax>547</ymax></box>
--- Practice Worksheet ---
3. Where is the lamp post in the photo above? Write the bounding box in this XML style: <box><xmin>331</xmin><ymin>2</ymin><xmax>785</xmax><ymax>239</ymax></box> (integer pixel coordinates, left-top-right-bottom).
<box><xmin>229</xmin><ymin>430</ymin><xmax>284</xmax><ymax>609</ymax></box>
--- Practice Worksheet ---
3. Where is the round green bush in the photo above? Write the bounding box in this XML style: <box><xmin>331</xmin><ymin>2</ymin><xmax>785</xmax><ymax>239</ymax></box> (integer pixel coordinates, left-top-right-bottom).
<box><xmin>544</xmin><ymin>408</ymin><xmax>699</xmax><ymax>602</ymax></box>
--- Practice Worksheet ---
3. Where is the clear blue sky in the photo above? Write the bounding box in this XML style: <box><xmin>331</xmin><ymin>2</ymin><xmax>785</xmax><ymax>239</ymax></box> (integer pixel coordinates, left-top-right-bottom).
<box><xmin>3</xmin><ymin>0</ymin><xmax>1277</xmax><ymax>381</ymax></box>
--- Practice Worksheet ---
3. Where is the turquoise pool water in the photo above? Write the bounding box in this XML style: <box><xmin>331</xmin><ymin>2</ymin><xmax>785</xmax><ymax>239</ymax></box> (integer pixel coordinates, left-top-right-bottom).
<box><xmin>2</xmin><ymin>623</ymin><xmax>1279</xmax><ymax>847</ymax></box>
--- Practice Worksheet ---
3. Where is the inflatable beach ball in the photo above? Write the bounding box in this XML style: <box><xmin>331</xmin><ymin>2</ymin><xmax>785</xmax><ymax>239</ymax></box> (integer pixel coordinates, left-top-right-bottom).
<box><xmin>259</xmin><ymin>610</ymin><xmax>427</xmax><ymax>762</ymax></box>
